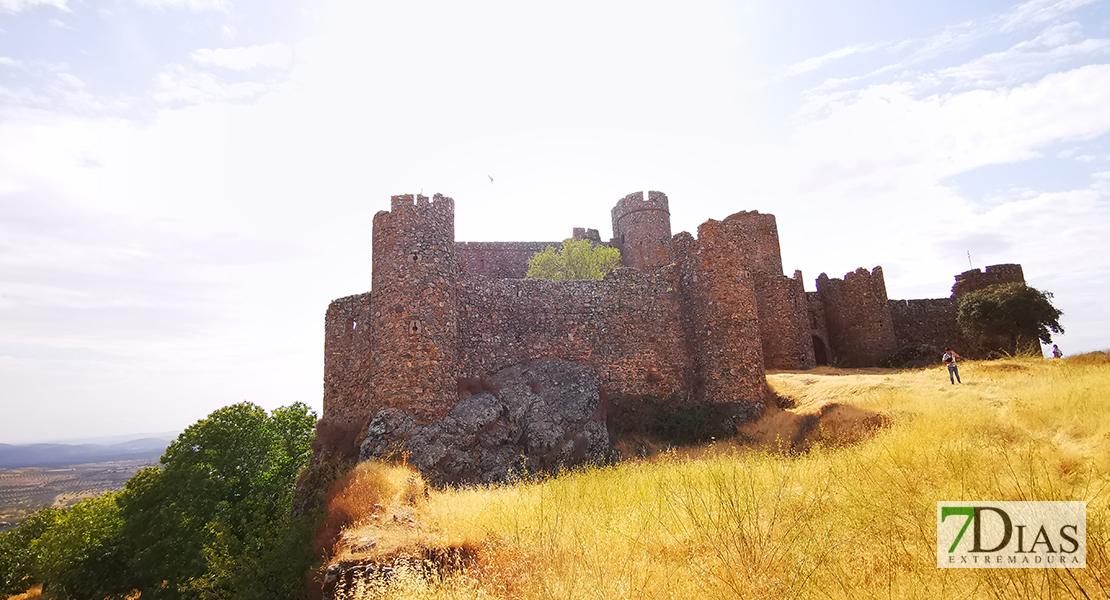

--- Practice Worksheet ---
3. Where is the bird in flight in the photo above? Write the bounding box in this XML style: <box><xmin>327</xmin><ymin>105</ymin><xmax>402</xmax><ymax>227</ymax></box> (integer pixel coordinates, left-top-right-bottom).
<box><xmin>488</xmin><ymin>174</ymin><xmax>494</xmax><ymax>184</ymax></box>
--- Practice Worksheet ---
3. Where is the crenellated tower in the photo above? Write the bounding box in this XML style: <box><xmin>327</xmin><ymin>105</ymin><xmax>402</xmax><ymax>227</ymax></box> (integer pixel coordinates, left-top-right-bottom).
<box><xmin>369</xmin><ymin>193</ymin><xmax>459</xmax><ymax>421</ymax></box>
<box><xmin>674</xmin><ymin>219</ymin><xmax>767</xmax><ymax>411</ymax></box>
<box><xmin>816</xmin><ymin>267</ymin><xmax>897</xmax><ymax>367</ymax></box>
<box><xmin>951</xmin><ymin>264</ymin><xmax>1026</xmax><ymax>297</ymax></box>
<box><xmin>611</xmin><ymin>191</ymin><xmax>674</xmax><ymax>269</ymax></box>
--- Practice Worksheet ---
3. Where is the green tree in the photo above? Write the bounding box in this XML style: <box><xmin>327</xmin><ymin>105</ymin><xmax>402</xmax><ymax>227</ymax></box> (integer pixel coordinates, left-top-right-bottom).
<box><xmin>0</xmin><ymin>402</ymin><xmax>317</xmax><ymax>600</ymax></box>
<box><xmin>526</xmin><ymin>238</ymin><xmax>622</xmax><ymax>281</ymax></box>
<box><xmin>115</xmin><ymin>401</ymin><xmax>318</xmax><ymax>600</ymax></box>
<box><xmin>957</xmin><ymin>283</ymin><xmax>1064</xmax><ymax>352</ymax></box>
<box><xmin>0</xmin><ymin>507</ymin><xmax>61</xmax><ymax>596</ymax></box>
<box><xmin>34</xmin><ymin>494</ymin><xmax>128</xmax><ymax>600</ymax></box>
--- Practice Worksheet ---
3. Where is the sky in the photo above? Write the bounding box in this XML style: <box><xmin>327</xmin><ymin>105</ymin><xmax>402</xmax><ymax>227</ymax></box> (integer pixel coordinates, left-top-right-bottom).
<box><xmin>1</xmin><ymin>0</ymin><xmax>1108</xmax><ymax>444</ymax></box>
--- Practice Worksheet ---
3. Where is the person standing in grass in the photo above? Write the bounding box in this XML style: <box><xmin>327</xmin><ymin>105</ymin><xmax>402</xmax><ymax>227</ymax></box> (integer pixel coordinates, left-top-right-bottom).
<box><xmin>1052</xmin><ymin>344</ymin><xmax>1063</xmax><ymax>359</ymax></box>
<box><xmin>943</xmin><ymin>348</ymin><xmax>962</xmax><ymax>384</ymax></box>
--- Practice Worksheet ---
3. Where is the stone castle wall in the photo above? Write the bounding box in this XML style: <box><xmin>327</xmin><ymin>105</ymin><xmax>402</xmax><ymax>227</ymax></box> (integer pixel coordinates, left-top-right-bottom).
<box><xmin>756</xmin><ymin>271</ymin><xmax>817</xmax><ymax>370</ymax></box>
<box><xmin>323</xmin><ymin>293</ymin><xmax>373</xmax><ymax>425</ymax></box>
<box><xmin>456</xmin><ymin>267</ymin><xmax>693</xmax><ymax>401</ymax></box>
<box><xmin>456</xmin><ymin>241</ymin><xmax>555</xmax><ymax>279</ymax></box>
<box><xmin>889</xmin><ymin>298</ymin><xmax>961</xmax><ymax>355</ymax></box>
<box><xmin>816</xmin><ymin>267</ymin><xmax>898</xmax><ymax>367</ymax></box>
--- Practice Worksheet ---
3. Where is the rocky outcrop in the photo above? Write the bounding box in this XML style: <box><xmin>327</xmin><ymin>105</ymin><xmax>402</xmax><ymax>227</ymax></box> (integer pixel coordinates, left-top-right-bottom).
<box><xmin>359</xmin><ymin>359</ymin><xmax>611</xmax><ymax>485</ymax></box>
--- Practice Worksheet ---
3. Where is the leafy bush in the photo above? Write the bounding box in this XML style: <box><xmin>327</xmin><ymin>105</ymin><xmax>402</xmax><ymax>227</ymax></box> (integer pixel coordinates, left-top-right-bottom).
<box><xmin>526</xmin><ymin>238</ymin><xmax>621</xmax><ymax>281</ymax></box>
<box><xmin>34</xmin><ymin>495</ymin><xmax>126</xmax><ymax>600</ymax></box>
<box><xmin>0</xmin><ymin>507</ymin><xmax>61</xmax><ymax>596</ymax></box>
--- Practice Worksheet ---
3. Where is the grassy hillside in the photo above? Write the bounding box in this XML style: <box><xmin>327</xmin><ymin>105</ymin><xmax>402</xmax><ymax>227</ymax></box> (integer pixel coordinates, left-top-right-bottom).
<box><xmin>325</xmin><ymin>355</ymin><xmax>1110</xmax><ymax>599</ymax></box>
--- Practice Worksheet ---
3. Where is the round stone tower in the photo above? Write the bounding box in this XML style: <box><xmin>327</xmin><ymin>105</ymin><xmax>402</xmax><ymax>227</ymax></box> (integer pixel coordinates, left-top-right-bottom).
<box><xmin>611</xmin><ymin>190</ymin><xmax>673</xmax><ymax>269</ymax></box>
<box><xmin>369</xmin><ymin>193</ymin><xmax>459</xmax><ymax>422</ymax></box>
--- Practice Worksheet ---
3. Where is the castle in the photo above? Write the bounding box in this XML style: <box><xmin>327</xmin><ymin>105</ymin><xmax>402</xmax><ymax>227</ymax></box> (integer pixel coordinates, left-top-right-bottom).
<box><xmin>322</xmin><ymin>191</ymin><xmax>1027</xmax><ymax>426</ymax></box>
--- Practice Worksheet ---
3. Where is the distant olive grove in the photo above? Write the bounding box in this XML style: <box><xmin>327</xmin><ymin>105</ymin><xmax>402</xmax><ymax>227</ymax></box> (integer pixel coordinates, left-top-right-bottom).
<box><xmin>0</xmin><ymin>402</ymin><xmax>320</xmax><ymax>600</ymax></box>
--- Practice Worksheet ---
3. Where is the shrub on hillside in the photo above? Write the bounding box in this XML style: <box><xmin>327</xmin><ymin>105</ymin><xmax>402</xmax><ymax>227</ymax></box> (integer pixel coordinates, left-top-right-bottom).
<box><xmin>312</xmin><ymin>461</ymin><xmax>423</xmax><ymax>558</ymax></box>
<box><xmin>0</xmin><ymin>508</ymin><xmax>61</xmax><ymax>596</ymax></box>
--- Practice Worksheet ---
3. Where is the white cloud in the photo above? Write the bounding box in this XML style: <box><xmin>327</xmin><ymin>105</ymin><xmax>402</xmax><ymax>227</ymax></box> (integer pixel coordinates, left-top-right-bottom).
<box><xmin>1026</xmin><ymin>20</ymin><xmax>1085</xmax><ymax>47</ymax></box>
<box><xmin>998</xmin><ymin>0</ymin><xmax>1102</xmax><ymax>32</ymax></box>
<box><xmin>132</xmin><ymin>0</ymin><xmax>228</xmax><ymax>11</ymax></box>
<box><xmin>774</xmin><ymin>44</ymin><xmax>876</xmax><ymax>81</ymax></box>
<box><xmin>0</xmin><ymin>57</ymin><xmax>24</xmax><ymax>67</ymax></box>
<box><xmin>0</xmin><ymin>65</ymin><xmax>123</xmax><ymax>113</ymax></box>
<box><xmin>190</xmin><ymin>43</ymin><xmax>294</xmax><ymax>71</ymax></box>
<box><xmin>792</xmin><ymin>65</ymin><xmax>1110</xmax><ymax>184</ymax></box>
<box><xmin>1093</xmin><ymin>170</ymin><xmax>1110</xmax><ymax>194</ymax></box>
<box><xmin>804</xmin><ymin>0</ymin><xmax>1106</xmax><ymax>99</ymax></box>
<box><xmin>934</xmin><ymin>23</ymin><xmax>1110</xmax><ymax>88</ymax></box>
<box><xmin>0</xmin><ymin>0</ymin><xmax>66</xmax><ymax>12</ymax></box>
<box><xmin>154</xmin><ymin>64</ymin><xmax>269</xmax><ymax>103</ymax></box>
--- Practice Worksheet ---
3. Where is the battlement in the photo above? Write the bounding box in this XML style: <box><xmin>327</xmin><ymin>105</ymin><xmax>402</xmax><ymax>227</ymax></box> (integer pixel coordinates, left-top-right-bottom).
<box><xmin>951</xmin><ymin>264</ymin><xmax>1026</xmax><ymax>297</ymax></box>
<box><xmin>571</xmin><ymin>227</ymin><xmax>602</xmax><ymax>243</ymax></box>
<box><xmin>377</xmin><ymin>193</ymin><xmax>454</xmax><ymax>234</ymax></box>
<box><xmin>388</xmin><ymin>192</ymin><xmax>454</xmax><ymax>213</ymax></box>
<box><xmin>815</xmin><ymin>267</ymin><xmax>897</xmax><ymax>367</ymax></box>
<box><xmin>612</xmin><ymin>190</ymin><xmax>670</xmax><ymax>223</ymax></box>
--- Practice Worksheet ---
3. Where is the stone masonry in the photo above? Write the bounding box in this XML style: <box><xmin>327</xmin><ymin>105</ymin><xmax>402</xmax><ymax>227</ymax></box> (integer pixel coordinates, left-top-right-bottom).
<box><xmin>323</xmin><ymin>190</ymin><xmax>1030</xmax><ymax>428</ymax></box>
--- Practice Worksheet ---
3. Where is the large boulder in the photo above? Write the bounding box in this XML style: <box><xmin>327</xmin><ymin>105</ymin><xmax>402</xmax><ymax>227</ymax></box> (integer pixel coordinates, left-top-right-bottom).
<box><xmin>359</xmin><ymin>359</ymin><xmax>611</xmax><ymax>485</ymax></box>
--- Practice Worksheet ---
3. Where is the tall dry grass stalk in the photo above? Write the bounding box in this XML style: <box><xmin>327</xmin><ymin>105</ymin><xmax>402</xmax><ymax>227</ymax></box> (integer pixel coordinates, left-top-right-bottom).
<box><xmin>341</xmin><ymin>355</ymin><xmax>1110</xmax><ymax>599</ymax></box>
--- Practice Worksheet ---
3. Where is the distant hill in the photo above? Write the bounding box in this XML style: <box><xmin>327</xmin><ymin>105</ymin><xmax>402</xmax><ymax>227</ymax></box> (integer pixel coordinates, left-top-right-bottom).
<box><xmin>0</xmin><ymin>438</ymin><xmax>172</xmax><ymax>469</ymax></box>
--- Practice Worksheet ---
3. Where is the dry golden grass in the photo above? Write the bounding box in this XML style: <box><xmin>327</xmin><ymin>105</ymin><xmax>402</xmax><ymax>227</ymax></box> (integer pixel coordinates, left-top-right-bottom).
<box><xmin>331</xmin><ymin>356</ymin><xmax>1110</xmax><ymax>599</ymax></box>
<box><xmin>316</xmin><ymin>460</ymin><xmax>431</xmax><ymax>560</ymax></box>
<box><xmin>3</xmin><ymin>585</ymin><xmax>41</xmax><ymax>600</ymax></box>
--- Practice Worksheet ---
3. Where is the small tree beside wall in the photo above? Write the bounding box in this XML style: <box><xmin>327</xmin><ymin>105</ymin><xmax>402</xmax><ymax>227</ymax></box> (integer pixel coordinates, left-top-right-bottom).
<box><xmin>526</xmin><ymin>238</ymin><xmax>621</xmax><ymax>281</ymax></box>
<box><xmin>957</xmin><ymin>283</ymin><xmax>1064</xmax><ymax>355</ymax></box>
